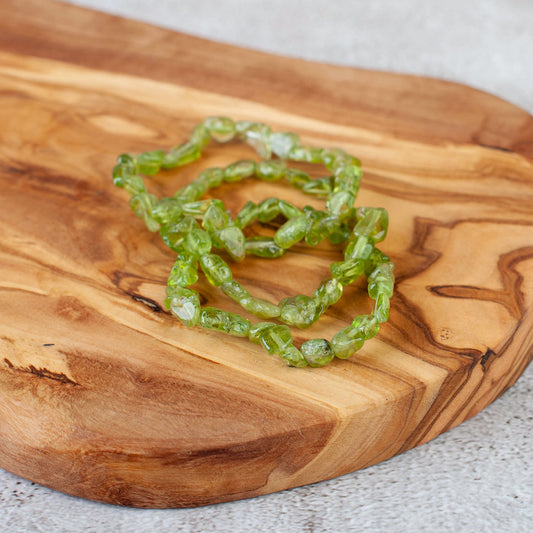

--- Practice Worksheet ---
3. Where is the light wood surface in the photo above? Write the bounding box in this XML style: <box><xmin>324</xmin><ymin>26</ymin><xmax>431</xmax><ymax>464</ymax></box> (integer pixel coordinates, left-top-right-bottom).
<box><xmin>0</xmin><ymin>0</ymin><xmax>532</xmax><ymax>508</ymax></box>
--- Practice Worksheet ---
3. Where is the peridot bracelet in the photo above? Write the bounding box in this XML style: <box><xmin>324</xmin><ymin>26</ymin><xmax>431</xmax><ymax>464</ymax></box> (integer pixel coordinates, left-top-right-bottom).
<box><xmin>113</xmin><ymin>117</ymin><xmax>394</xmax><ymax>367</ymax></box>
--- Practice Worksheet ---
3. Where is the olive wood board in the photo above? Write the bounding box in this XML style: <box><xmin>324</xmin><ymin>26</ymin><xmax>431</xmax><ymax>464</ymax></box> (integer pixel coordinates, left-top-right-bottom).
<box><xmin>0</xmin><ymin>0</ymin><xmax>532</xmax><ymax>509</ymax></box>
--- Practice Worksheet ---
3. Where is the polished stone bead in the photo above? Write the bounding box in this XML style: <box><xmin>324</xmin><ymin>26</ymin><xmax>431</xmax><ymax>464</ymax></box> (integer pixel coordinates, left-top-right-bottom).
<box><xmin>248</xmin><ymin>322</ymin><xmax>276</xmax><ymax>344</ymax></box>
<box><xmin>279</xmin><ymin>295</ymin><xmax>317</xmax><ymax>328</ymax></box>
<box><xmin>313</xmin><ymin>277</ymin><xmax>343</xmax><ymax>314</ymax></box>
<box><xmin>301</xmin><ymin>339</ymin><xmax>334</xmax><ymax>367</ymax></box>
<box><xmin>333</xmin><ymin>165</ymin><xmax>361</xmax><ymax>194</ymax></box>
<box><xmin>353</xmin><ymin>207</ymin><xmax>389</xmax><ymax>243</ymax></box>
<box><xmin>175</xmin><ymin>181</ymin><xmax>208</xmax><ymax>202</ymax></box>
<box><xmin>270</xmin><ymin>132</ymin><xmax>300</xmax><ymax>159</ymax></box>
<box><xmin>343</xmin><ymin>235</ymin><xmax>374</xmax><ymax>261</ymax></box>
<box><xmin>123</xmin><ymin>175</ymin><xmax>147</xmax><ymax>196</ymax></box>
<box><xmin>279</xmin><ymin>346</ymin><xmax>308</xmax><ymax>367</ymax></box>
<box><xmin>199</xmin><ymin>253</ymin><xmax>232</xmax><ymax>286</ymax></box>
<box><xmin>258</xmin><ymin>325</ymin><xmax>292</xmax><ymax>355</ymax></box>
<box><xmin>240</xmin><ymin>297</ymin><xmax>281</xmax><ymax>319</ymax></box>
<box><xmin>257</xmin><ymin>198</ymin><xmax>281</xmax><ymax>222</ymax></box>
<box><xmin>288</xmin><ymin>145</ymin><xmax>323</xmax><ymax>163</ymax></box>
<box><xmin>160</xmin><ymin>215</ymin><xmax>198</xmax><ymax>251</ymax></box>
<box><xmin>204</xmin><ymin>116</ymin><xmax>236</xmax><ymax>143</ymax></box>
<box><xmin>351</xmin><ymin>314</ymin><xmax>380</xmax><ymax>340</ymax></box>
<box><xmin>331</xmin><ymin>326</ymin><xmax>364</xmax><ymax>359</ymax></box>
<box><xmin>245</xmin><ymin>237</ymin><xmax>286</xmax><ymax>258</ymax></box>
<box><xmin>326</xmin><ymin>190</ymin><xmax>356</xmax><ymax>219</ymax></box>
<box><xmin>182</xmin><ymin>199</ymin><xmax>219</xmax><ymax>217</ymax></box>
<box><xmin>202</xmin><ymin>201</ymin><xmax>230</xmax><ymax>232</ymax></box>
<box><xmin>331</xmin><ymin>155</ymin><xmax>361</xmax><ymax>175</ymax></box>
<box><xmin>183</xmin><ymin>228</ymin><xmax>212</xmax><ymax>258</ymax></box>
<box><xmin>129</xmin><ymin>192</ymin><xmax>160</xmax><ymax>232</ymax></box>
<box><xmin>137</xmin><ymin>150</ymin><xmax>165</xmax><ymax>175</ymax></box>
<box><xmin>199</xmin><ymin>307</ymin><xmax>250</xmax><ymax>337</ymax></box>
<box><xmin>165</xmin><ymin>287</ymin><xmax>201</xmax><ymax>327</ymax></box>
<box><xmin>305</xmin><ymin>209</ymin><xmax>330</xmax><ymax>245</ymax></box>
<box><xmin>224</xmin><ymin>159</ymin><xmax>256</xmax><ymax>182</ymax></box>
<box><xmin>226</xmin><ymin>315</ymin><xmax>251</xmax><ymax>337</ymax></box>
<box><xmin>238</xmin><ymin>122</ymin><xmax>272</xmax><ymax>159</ymax></box>
<box><xmin>196</xmin><ymin>167</ymin><xmax>224</xmax><ymax>188</ymax></box>
<box><xmin>221</xmin><ymin>280</ymin><xmax>250</xmax><ymax>302</ymax></box>
<box><xmin>278</xmin><ymin>200</ymin><xmax>302</xmax><ymax>219</ymax></box>
<box><xmin>189</xmin><ymin>123</ymin><xmax>211</xmax><ymax>149</ymax></box>
<box><xmin>373</xmin><ymin>293</ymin><xmax>390</xmax><ymax>323</ymax></box>
<box><xmin>217</xmin><ymin>225</ymin><xmax>246</xmax><ymax>262</ymax></box>
<box><xmin>234</xmin><ymin>201</ymin><xmax>258</xmax><ymax>229</ymax></box>
<box><xmin>364</xmin><ymin>248</ymin><xmax>391</xmax><ymax>277</ymax></box>
<box><xmin>162</xmin><ymin>142</ymin><xmax>201</xmax><ymax>168</ymax></box>
<box><xmin>151</xmin><ymin>197</ymin><xmax>183</xmax><ymax>225</ymax></box>
<box><xmin>256</xmin><ymin>160</ymin><xmax>285</xmax><ymax>181</ymax></box>
<box><xmin>367</xmin><ymin>262</ymin><xmax>395</xmax><ymax>298</ymax></box>
<box><xmin>330</xmin><ymin>258</ymin><xmax>365</xmax><ymax>285</ymax></box>
<box><xmin>284</xmin><ymin>168</ymin><xmax>311</xmax><ymax>189</ymax></box>
<box><xmin>321</xmin><ymin>148</ymin><xmax>349</xmax><ymax>170</ymax></box>
<box><xmin>274</xmin><ymin>215</ymin><xmax>306</xmax><ymax>249</ymax></box>
<box><xmin>302</xmin><ymin>176</ymin><xmax>334</xmax><ymax>197</ymax></box>
<box><xmin>167</xmin><ymin>253</ymin><xmax>198</xmax><ymax>287</ymax></box>
<box><xmin>328</xmin><ymin>220</ymin><xmax>352</xmax><ymax>245</ymax></box>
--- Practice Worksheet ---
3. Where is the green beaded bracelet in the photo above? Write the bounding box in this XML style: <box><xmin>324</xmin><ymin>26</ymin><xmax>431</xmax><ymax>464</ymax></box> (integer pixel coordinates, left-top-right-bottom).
<box><xmin>113</xmin><ymin>117</ymin><xmax>394</xmax><ymax>368</ymax></box>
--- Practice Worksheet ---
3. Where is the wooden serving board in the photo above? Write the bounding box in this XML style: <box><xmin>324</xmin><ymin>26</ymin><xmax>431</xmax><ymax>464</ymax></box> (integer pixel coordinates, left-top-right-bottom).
<box><xmin>1</xmin><ymin>0</ymin><xmax>532</xmax><ymax>509</ymax></box>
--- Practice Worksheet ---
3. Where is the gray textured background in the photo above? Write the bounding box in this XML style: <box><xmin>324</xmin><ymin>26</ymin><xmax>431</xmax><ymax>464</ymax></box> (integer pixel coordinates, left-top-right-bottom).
<box><xmin>1</xmin><ymin>1</ymin><xmax>532</xmax><ymax>532</ymax></box>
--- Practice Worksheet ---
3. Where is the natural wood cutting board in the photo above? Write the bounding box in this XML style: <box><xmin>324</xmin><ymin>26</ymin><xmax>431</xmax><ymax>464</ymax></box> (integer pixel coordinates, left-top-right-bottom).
<box><xmin>0</xmin><ymin>0</ymin><xmax>532</xmax><ymax>509</ymax></box>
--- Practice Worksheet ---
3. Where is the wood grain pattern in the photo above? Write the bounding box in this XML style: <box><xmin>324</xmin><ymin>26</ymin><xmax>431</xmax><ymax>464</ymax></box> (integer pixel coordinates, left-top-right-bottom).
<box><xmin>0</xmin><ymin>0</ymin><xmax>532</xmax><ymax>508</ymax></box>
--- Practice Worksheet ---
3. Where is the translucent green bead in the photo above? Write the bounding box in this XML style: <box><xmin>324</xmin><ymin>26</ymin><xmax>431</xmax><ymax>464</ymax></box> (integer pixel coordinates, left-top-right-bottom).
<box><xmin>217</xmin><ymin>225</ymin><xmax>246</xmax><ymax>262</ymax></box>
<box><xmin>165</xmin><ymin>287</ymin><xmax>201</xmax><ymax>327</ymax></box>
<box><xmin>137</xmin><ymin>150</ymin><xmax>165</xmax><ymax>175</ymax></box>
<box><xmin>183</xmin><ymin>228</ymin><xmax>212</xmax><ymax>258</ymax></box>
<box><xmin>367</xmin><ymin>262</ymin><xmax>395</xmax><ymax>298</ymax></box>
<box><xmin>160</xmin><ymin>216</ymin><xmax>198</xmax><ymax>251</ymax></box>
<box><xmin>162</xmin><ymin>142</ymin><xmax>201</xmax><ymax>169</ymax></box>
<box><xmin>199</xmin><ymin>307</ymin><xmax>251</xmax><ymax>337</ymax></box>
<box><xmin>245</xmin><ymin>237</ymin><xmax>286</xmax><ymax>258</ymax></box>
<box><xmin>279</xmin><ymin>295</ymin><xmax>317</xmax><ymax>328</ymax></box>
<box><xmin>288</xmin><ymin>145</ymin><xmax>323</xmax><ymax>163</ymax></box>
<box><xmin>196</xmin><ymin>167</ymin><xmax>224</xmax><ymax>188</ymax></box>
<box><xmin>224</xmin><ymin>159</ymin><xmax>256</xmax><ymax>183</ymax></box>
<box><xmin>199</xmin><ymin>253</ymin><xmax>232</xmax><ymax>286</ymax></box>
<box><xmin>278</xmin><ymin>200</ymin><xmax>302</xmax><ymax>219</ymax></box>
<box><xmin>352</xmin><ymin>314</ymin><xmax>380</xmax><ymax>340</ymax></box>
<box><xmin>321</xmin><ymin>148</ymin><xmax>349</xmax><ymax>170</ymax></box>
<box><xmin>112</xmin><ymin>164</ymin><xmax>132</xmax><ymax>188</ymax></box>
<box><xmin>256</xmin><ymin>160</ymin><xmax>285</xmax><ymax>181</ymax></box>
<box><xmin>123</xmin><ymin>175</ymin><xmax>147</xmax><ymax>196</ymax></box>
<box><xmin>373</xmin><ymin>293</ymin><xmax>390</xmax><ymax>323</ymax></box>
<box><xmin>302</xmin><ymin>177</ymin><xmax>334</xmax><ymax>197</ymax></box>
<box><xmin>305</xmin><ymin>209</ymin><xmax>329</xmax><ymax>246</ymax></box>
<box><xmin>258</xmin><ymin>325</ymin><xmax>292</xmax><ymax>355</ymax></box>
<box><xmin>332</xmin><ymin>154</ymin><xmax>361</xmax><ymax>175</ymax></box>
<box><xmin>279</xmin><ymin>346</ymin><xmax>308</xmax><ymax>368</ymax></box>
<box><xmin>364</xmin><ymin>248</ymin><xmax>391</xmax><ymax>277</ymax></box>
<box><xmin>226</xmin><ymin>315</ymin><xmax>251</xmax><ymax>337</ymax></box>
<box><xmin>151</xmin><ymin>198</ymin><xmax>183</xmax><ymax>225</ymax></box>
<box><xmin>328</xmin><ymin>220</ymin><xmax>352</xmax><ymax>245</ymax></box>
<box><xmin>168</xmin><ymin>253</ymin><xmax>198</xmax><ymax>287</ymax></box>
<box><xmin>257</xmin><ymin>198</ymin><xmax>281</xmax><ymax>222</ymax></box>
<box><xmin>353</xmin><ymin>207</ymin><xmax>389</xmax><ymax>243</ymax></box>
<box><xmin>189</xmin><ymin>123</ymin><xmax>211</xmax><ymax>149</ymax></box>
<box><xmin>270</xmin><ymin>132</ymin><xmax>300</xmax><ymax>159</ymax></box>
<box><xmin>117</xmin><ymin>153</ymin><xmax>137</xmax><ymax>168</ymax></box>
<box><xmin>284</xmin><ymin>169</ymin><xmax>311</xmax><ymax>189</ymax></box>
<box><xmin>274</xmin><ymin>215</ymin><xmax>306</xmax><ymax>249</ymax></box>
<box><xmin>202</xmin><ymin>201</ymin><xmax>230</xmax><ymax>232</ymax></box>
<box><xmin>333</xmin><ymin>165</ymin><xmax>361</xmax><ymax>195</ymax></box>
<box><xmin>326</xmin><ymin>191</ymin><xmax>356</xmax><ymax>219</ymax></box>
<box><xmin>330</xmin><ymin>258</ymin><xmax>365</xmax><ymax>285</ymax></box>
<box><xmin>313</xmin><ymin>277</ymin><xmax>343</xmax><ymax>315</ymax></box>
<box><xmin>301</xmin><ymin>339</ymin><xmax>334</xmax><ymax>367</ymax></box>
<box><xmin>240</xmin><ymin>297</ymin><xmax>281</xmax><ymax>319</ymax></box>
<box><xmin>182</xmin><ymin>199</ymin><xmax>218</xmax><ymax>217</ymax></box>
<box><xmin>175</xmin><ymin>181</ymin><xmax>208</xmax><ymax>202</ymax></box>
<box><xmin>221</xmin><ymin>280</ymin><xmax>250</xmax><ymax>302</ymax></box>
<box><xmin>204</xmin><ymin>116</ymin><xmax>236</xmax><ymax>143</ymax></box>
<box><xmin>238</xmin><ymin>122</ymin><xmax>272</xmax><ymax>159</ymax></box>
<box><xmin>344</xmin><ymin>235</ymin><xmax>374</xmax><ymax>261</ymax></box>
<box><xmin>234</xmin><ymin>201</ymin><xmax>258</xmax><ymax>229</ymax></box>
<box><xmin>249</xmin><ymin>322</ymin><xmax>276</xmax><ymax>344</ymax></box>
<box><xmin>129</xmin><ymin>193</ymin><xmax>160</xmax><ymax>232</ymax></box>
<box><xmin>331</xmin><ymin>326</ymin><xmax>364</xmax><ymax>359</ymax></box>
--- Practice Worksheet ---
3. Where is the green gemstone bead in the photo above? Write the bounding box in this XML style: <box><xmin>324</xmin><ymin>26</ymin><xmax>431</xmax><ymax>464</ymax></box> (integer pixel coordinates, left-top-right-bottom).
<box><xmin>373</xmin><ymin>293</ymin><xmax>390</xmax><ymax>323</ymax></box>
<box><xmin>344</xmin><ymin>235</ymin><xmax>374</xmax><ymax>261</ymax></box>
<box><xmin>302</xmin><ymin>176</ymin><xmax>334</xmax><ymax>197</ymax></box>
<box><xmin>202</xmin><ymin>201</ymin><xmax>230</xmax><ymax>232</ymax></box>
<box><xmin>305</xmin><ymin>209</ymin><xmax>330</xmax><ymax>246</ymax></box>
<box><xmin>196</xmin><ymin>167</ymin><xmax>224</xmax><ymax>188</ymax></box>
<box><xmin>165</xmin><ymin>287</ymin><xmax>201</xmax><ymax>327</ymax></box>
<box><xmin>245</xmin><ymin>237</ymin><xmax>286</xmax><ymax>258</ymax></box>
<box><xmin>137</xmin><ymin>150</ymin><xmax>165</xmax><ymax>175</ymax></box>
<box><xmin>183</xmin><ymin>228</ymin><xmax>212</xmax><ymax>258</ymax></box>
<box><xmin>199</xmin><ymin>307</ymin><xmax>250</xmax><ymax>337</ymax></box>
<box><xmin>367</xmin><ymin>262</ymin><xmax>395</xmax><ymax>298</ymax></box>
<box><xmin>217</xmin><ymin>225</ymin><xmax>246</xmax><ymax>262</ymax></box>
<box><xmin>284</xmin><ymin>168</ymin><xmax>311</xmax><ymax>189</ymax></box>
<box><xmin>279</xmin><ymin>295</ymin><xmax>317</xmax><ymax>328</ymax></box>
<box><xmin>221</xmin><ymin>280</ymin><xmax>251</xmax><ymax>302</ymax></box>
<box><xmin>288</xmin><ymin>145</ymin><xmax>323</xmax><ymax>163</ymax></box>
<box><xmin>258</xmin><ymin>325</ymin><xmax>292</xmax><ymax>355</ymax></box>
<box><xmin>278</xmin><ymin>200</ymin><xmax>302</xmax><ymax>219</ymax></box>
<box><xmin>199</xmin><ymin>253</ymin><xmax>232</xmax><ymax>286</ymax></box>
<box><xmin>330</xmin><ymin>258</ymin><xmax>365</xmax><ymax>285</ymax></box>
<box><xmin>238</xmin><ymin>122</ymin><xmax>272</xmax><ymax>159</ymax></box>
<box><xmin>353</xmin><ymin>207</ymin><xmax>389</xmax><ymax>243</ymax></box>
<box><xmin>162</xmin><ymin>142</ymin><xmax>201</xmax><ymax>169</ymax></box>
<box><xmin>234</xmin><ymin>201</ymin><xmax>258</xmax><ymax>229</ymax></box>
<box><xmin>257</xmin><ymin>198</ymin><xmax>281</xmax><ymax>222</ymax></box>
<box><xmin>175</xmin><ymin>181</ymin><xmax>208</xmax><ymax>202</ymax></box>
<box><xmin>256</xmin><ymin>160</ymin><xmax>285</xmax><ymax>181</ymax></box>
<box><xmin>189</xmin><ymin>123</ymin><xmax>211</xmax><ymax>149</ymax></box>
<box><xmin>301</xmin><ymin>339</ymin><xmax>334</xmax><ymax>367</ymax></box>
<box><xmin>117</xmin><ymin>153</ymin><xmax>137</xmax><ymax>167</ymax></box>
<box><xmin>328</xmin><ymin>220</ymin><xmax>352</xmax><ymax>245</ymax></box>
<box><xmin>313</xmin><ymin>277</ymin><xmax>343</xmax><ymax>315</ymax></box>
<box><xmin>279</xmin><ymin>346</ymin><xmax>308</xmax><ymax>368</ymax></box>
<box><xmin>226</xmin><ymin>315</ymin><xmax>251</xmax><ymax>337</ymax></box>
<box><xmin>168</xmin><ymin>253</ymin><xmax>198</xmax><ymax>287</ymax></box>
<box><xmin>129</xmin><ymin>193</ymin><xmax>160</xmax><ymax>232</ymax></box>
<box><xmin>151</xmin><ymin>198</ymin><xmax>183</xmax><ymax>225</ymax></box>
<box><xmin>333</xmin><ymin>165</ymin><xmax>361</xmax><ymax>194</ymax></box>
<box><xmin>331</xmin><ymin>326</ymin><xmax>364</xmax><ymax>359</ymax></box>
<box><xmin>274</xmin><ymin>215</ymin><xmax>307</xmax><ymax>249</ymax></box>
<box><xmin>240</xmin><ymin>297</ymin><xmax>281</xmax><ymax>319</ymax></box>
<box><xmin>326</xmin><ymin>190</ymin><xmax>356</xmax><ymax>219</ymax></box>
<box><xmin>204</xmin><ymin>116</ymin><xmax>236</xmax><ymax>143</ymax></box>
<box><xmin>332</xmin><ymin>154</ymin><xmax>361</xmax><ymax>175</ymax></box>
<box><xmin>364</xmin><ymin>248</ymin><xmax>391</xmax><ymax>277</ymax></box>
<box><xmin>321</xmin><ymin>148</ymin><xmax>348</xmax><ymax>170</ymax></box>
<box><xmin>224</xmin><ymin>159</ymin><xmax>256</xmax><ymax>182</ymax></box>
<box><xmin>123</xmin><ymin>175</ymin><xmax>147</xmax><ymax>196</ymax></box>
<box><xmin>270</xmin><ymin>132</ymin><xmax>300</xmax><ymax>159</ymax></box>
<box><xmin>352</xmin><ymin>313</ymin><xmax>380</xmax><ymax>340</ymax></box>
<box><xmin>160</xmin><ymin>215</ymin><xmax>198</xmax><ymax>251</ymax></box>
<box><xmin>182</xmin><ymin>199</ymin><xmax>219</xmax><ymax>217</ymax></box>
<box><xmin>249</xmin><ymin>322</ymin><xmax>276</xmax><ymax>344</ymax></box>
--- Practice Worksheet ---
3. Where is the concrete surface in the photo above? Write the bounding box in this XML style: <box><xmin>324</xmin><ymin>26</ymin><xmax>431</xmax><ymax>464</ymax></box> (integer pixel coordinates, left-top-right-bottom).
<box><xmin>1</xmin><ymin>1</ymin><xmax>532</xmax><ymax>531</ymax></box>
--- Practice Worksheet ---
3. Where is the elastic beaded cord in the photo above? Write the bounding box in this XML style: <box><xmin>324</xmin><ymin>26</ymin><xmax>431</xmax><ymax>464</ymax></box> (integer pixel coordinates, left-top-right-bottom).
<box><xmin>113</xmin><ymin>117</ymin><xmax>394</xmax><ymax>368</ymax></box>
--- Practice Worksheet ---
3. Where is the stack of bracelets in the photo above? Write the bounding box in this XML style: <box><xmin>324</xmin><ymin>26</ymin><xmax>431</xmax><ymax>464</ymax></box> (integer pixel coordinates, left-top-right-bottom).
<box><xmin>112</xmin><ymin>117</ymin><xmax>394</xmax><ymax>368</ymax></box>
